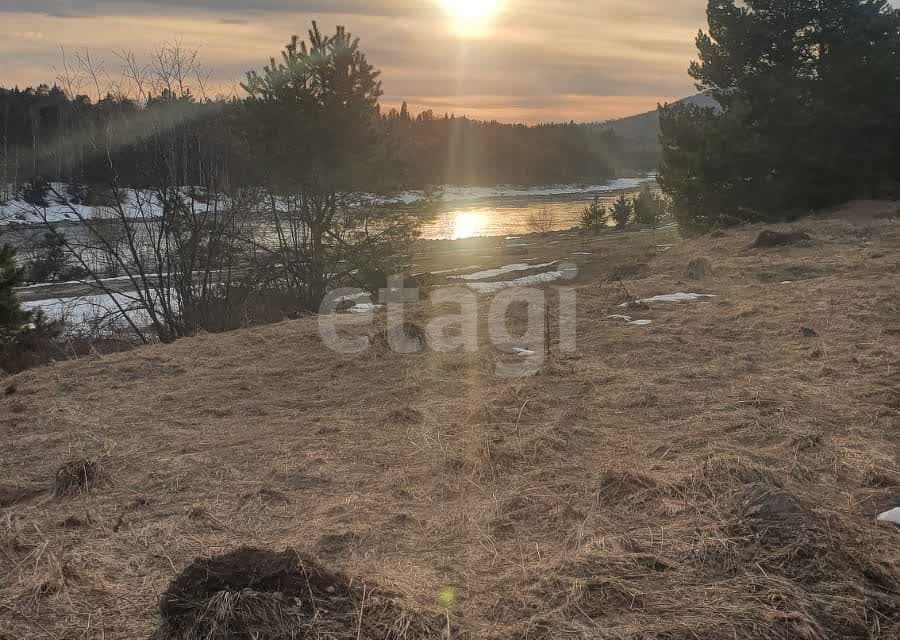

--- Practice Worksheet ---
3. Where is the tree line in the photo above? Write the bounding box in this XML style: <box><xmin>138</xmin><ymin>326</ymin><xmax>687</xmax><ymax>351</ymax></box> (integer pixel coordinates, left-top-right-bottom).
<box><xmin>0</xmin><ymin>80</ymin><xmax>633</xmax><ymax>202</ymax></box>
<box><xmin>381</xmin><ymin>108</ymin><xmax>625</xmax><ymax>187</ymax></box>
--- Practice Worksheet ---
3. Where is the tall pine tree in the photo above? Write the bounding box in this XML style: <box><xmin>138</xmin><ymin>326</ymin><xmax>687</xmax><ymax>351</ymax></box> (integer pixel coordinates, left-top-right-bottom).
<box><xmin>660</xmin><ymin>0</ymin><xmax>900</xmax><ymax>231</ymax></box>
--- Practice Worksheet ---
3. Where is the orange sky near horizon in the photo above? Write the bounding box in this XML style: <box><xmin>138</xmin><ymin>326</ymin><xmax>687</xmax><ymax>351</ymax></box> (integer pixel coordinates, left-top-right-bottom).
<box><xmin>0</xmin><ymin>1</ymin><xmax>707</xmax><ymax>123</ymax></box>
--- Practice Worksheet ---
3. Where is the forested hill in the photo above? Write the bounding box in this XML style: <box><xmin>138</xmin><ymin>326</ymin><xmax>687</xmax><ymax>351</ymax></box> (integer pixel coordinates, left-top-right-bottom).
<box><xmin>380</xmin><ymin>108</ymin><xmax>631</xmax><ymax>187</ymax></box>
<box><xmin>593</xmin><ymin>94</ymin><xmax>720</xmax><ymax>161</ymax></box>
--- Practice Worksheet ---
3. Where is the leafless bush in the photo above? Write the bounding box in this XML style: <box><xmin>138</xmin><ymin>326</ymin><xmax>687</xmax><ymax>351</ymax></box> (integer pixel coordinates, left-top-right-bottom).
<box><xmin>526</xmin><ymin>207</ymin><xmax>556</xmax><ymax>234</ymax></box>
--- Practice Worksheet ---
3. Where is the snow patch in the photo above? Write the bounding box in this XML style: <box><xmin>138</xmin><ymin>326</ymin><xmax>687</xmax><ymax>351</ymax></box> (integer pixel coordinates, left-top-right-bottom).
<box><xmin>607</xmin><ymin>314</ymin><xmax>651</xmax><ymax>327</ymax></box>
<box><xmin>467</xmin><ymin>269</ymin><xmax>570</xmax><ymax>294</ymax></box>
<box><xmin>348</xmin><ymin>303</ymin><xmax>381</xmax><ymax>314</ymax></box>
<box><xmin>418</xmin><ymin>265</ymin><xmax>483</xmax><ymax>277</ymax></box>
<box><xmin>621</xmin><ymin>292</ymin><xmax>716</xmax><ymax>306</ymax></box>
<box><xmin>22</xmin><ymin>291</ymin><xmax>163</xmax><ymax>330</ymax></box>
<box><xmin>378</xmin><ymin>177</ymin><xmax>655</xmax><ymax>206</ymax></box>
<box><xmin>451</xmin><ymin>262</ymin><xmax>557</xmax><ymax>282</ymax></box>
<box><xmin>877</xmin><ymin>508</ymin><xmax>900</xmax><ymax>526</ymax></box>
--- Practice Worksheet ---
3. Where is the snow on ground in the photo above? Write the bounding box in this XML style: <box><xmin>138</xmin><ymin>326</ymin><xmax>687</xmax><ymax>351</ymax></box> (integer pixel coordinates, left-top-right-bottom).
<box><xmin>467</xmin><ymin>268</ymin><xmax>574</xmax><ymax>294</ymax></box>
<box><xmin>2</xmin><ymin>177</ymin><xmax>657</xmax><ymax>226</ymax></box>
<box><xmin>450</xmin><ymin>262</ymin><xmax>558</xmax><ymax>282</ymax></box>
<box><xmin>17</xmin><ymin>275</ymin><xmax>137</xmax><ymax>290</ymax></box>
<box><xmin>383</xmin><ymin>177</ymin><xmax>655</xmax><ymax>205</ymax></box>
<box><xmin>0</xmin><ymin>188</ymin><xmax>177</xmax><ymax>226</ymax></box>
<box><xmin>607</xmin><ymin>314</ymin><xmax>652</xmax><ymax>327</ymax></box>
<box><xmin>621</xmin><ymin>292</ymin><xmax>716</xmax><ymax>306</ymax></box>
<box><xmin>348</xmin><ymin>302</ymin><xmax>382</xmax><ymax>314</ymax></box>
<box><xmin>239</xmin><ymin>177</ymin><xmax>658</xmax><ymax>208</ymax></box>
<box><xmin>22</xmin><ymin>291</ymin><xmax>163</xmax><ymax>331</ymax></box>
<box><xmin>413</xmin><ymin>265</ymin><xmax>482</xmax><ymax>277</ymax></box>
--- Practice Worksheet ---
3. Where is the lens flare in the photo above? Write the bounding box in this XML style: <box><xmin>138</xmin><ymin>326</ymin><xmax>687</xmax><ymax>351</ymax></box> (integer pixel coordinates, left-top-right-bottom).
<box><xmin>451</xmin><ymin>211</ymin><xmax>487</xmax><ymax>239</ymax></box>
<box><xmin>441</xmin><ymin>0</ymin><xmax>500</xmax><ymax>27</ymax></box>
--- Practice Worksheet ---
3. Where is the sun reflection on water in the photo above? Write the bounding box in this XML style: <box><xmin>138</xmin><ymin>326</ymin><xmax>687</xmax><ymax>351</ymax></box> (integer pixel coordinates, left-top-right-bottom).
<box><xmin>450</xmin><ymin>210</ymin><xmax>489</xmax><ymax>239</ymax></box>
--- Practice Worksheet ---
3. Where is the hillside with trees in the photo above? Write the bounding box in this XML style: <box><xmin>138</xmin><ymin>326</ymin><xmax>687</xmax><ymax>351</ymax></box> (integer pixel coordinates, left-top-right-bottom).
<box><xmin>592</xmin><ymin>93</ymin><xmax>719</xmax><ymax>169</ymax></box>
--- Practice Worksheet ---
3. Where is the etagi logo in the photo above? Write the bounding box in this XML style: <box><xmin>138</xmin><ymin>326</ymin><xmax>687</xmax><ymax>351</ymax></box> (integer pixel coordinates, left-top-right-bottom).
<box><xmin>318</xmin><ymin>263</ymin><xmax>579</xmax><ymax>378</ymax></box>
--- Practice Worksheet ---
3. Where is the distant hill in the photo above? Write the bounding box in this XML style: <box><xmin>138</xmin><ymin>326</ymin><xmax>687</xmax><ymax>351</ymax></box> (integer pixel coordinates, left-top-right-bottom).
<box><xmin>595</xmin><ymin>94</ymin><xmax>719</xmax><ymax>167</ymax></box>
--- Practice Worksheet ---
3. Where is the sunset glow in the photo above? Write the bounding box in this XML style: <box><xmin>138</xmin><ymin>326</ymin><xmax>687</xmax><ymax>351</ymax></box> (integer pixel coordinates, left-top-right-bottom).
<box><xmin>441</xmin><ymin>0</ymin><xmax>500</xmax><ymax>27</ymax></box>
<box><xmin>0</xmin><ymin>1</ymin><xmax>706</xmax><ymax>124</ymax></box>
<box><xmin>451</xmin><ymin>211</ymin><xmax>489</xmax><ymax>239</ymax></box>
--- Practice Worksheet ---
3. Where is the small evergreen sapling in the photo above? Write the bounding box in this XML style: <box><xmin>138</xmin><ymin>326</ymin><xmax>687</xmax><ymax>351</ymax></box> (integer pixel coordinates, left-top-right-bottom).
<box><xmin>612</xmin><ymin>194</ymin><xmax>633</xmax><ymax>230</ymax></box>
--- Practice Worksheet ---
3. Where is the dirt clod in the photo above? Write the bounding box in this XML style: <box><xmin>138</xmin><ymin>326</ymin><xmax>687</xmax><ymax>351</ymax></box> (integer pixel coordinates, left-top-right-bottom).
<box><xmin>60</xmin><ymin>515</ymin><xmax>88</xmax><ymax>529</ymax></box>
<box><xmin>155</xmin><ymin>548</ymin><xmax>443</xmax><ymax>640</ymax></box>
<box><xmin>751</xmin><ymin>230</ymin><xmax>812</xmax><ymax>248</ymax></box>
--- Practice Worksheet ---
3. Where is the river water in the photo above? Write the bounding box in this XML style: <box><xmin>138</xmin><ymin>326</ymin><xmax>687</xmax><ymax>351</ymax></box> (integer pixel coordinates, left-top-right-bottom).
<box><xmin>415</xmin><ymin>176</ymin><xmax>657</xmax><ymax>240</ymax></box>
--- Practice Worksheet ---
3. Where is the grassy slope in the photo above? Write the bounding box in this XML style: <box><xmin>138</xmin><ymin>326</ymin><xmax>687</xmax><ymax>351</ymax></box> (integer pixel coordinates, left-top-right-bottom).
<box><xmin>1</xmin><ymin>201</ymin><xmax>898</xmax><ymax>639</ymax></box>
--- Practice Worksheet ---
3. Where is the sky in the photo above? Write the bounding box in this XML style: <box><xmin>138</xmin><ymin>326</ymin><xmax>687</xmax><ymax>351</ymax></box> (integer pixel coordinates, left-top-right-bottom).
<box><xmin>0</xmin><ymin>1</ymin><xmax>709</xmax><ymax>123</ymax></box>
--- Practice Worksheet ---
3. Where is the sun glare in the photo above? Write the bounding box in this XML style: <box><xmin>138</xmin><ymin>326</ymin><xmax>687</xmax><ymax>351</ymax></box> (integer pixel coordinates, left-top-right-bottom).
<box><xmin>451</xmin><ymin>211</ymin><xmax>488</xmax><ymax>239</ymax></box>
<box><xmin>441</xmin><ymin>0</ymin><xmax>500</xmax><ymax>28</ymax></box>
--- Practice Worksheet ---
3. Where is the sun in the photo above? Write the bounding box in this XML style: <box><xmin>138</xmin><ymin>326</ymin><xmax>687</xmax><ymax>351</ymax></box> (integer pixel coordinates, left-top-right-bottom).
<box><xmin>451</xmin><ymin>211</ymin><xmax>487</xmax><ymax>239</ymax></box>
<box><xmin>441</xmin><ymin>0</ymin><xmax>500</xmax><ymax>27</ymax></box>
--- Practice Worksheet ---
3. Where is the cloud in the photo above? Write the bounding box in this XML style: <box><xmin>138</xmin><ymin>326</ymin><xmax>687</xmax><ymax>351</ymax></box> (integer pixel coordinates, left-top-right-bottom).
<box><xmin>11</xmin><ymin>31</ymin><xmax>46</xmax><ymax>40</ymax></box>
<box><xmin>0</xmin><ymin>0</ymin><xmax>708</xmax><ymax>122</ymax></box>
<box><xmin>0</xmin><ymin>1</ymin><xmax>429</xmax><ymax>18</ymax></box>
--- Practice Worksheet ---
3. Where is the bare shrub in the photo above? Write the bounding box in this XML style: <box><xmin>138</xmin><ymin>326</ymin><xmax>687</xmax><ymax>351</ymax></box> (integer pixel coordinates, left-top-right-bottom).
<box><xmin>526</xmin><ymin>207</ymin><xmax>557</xmax><ymax>234</ymax></box>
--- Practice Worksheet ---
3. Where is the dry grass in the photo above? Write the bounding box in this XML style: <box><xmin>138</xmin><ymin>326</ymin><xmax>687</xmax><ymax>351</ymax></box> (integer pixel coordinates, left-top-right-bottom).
<box><xmin>0</xmin><ymin>201</ymin><xmax>898</xmax><ymax>638</ymax></box>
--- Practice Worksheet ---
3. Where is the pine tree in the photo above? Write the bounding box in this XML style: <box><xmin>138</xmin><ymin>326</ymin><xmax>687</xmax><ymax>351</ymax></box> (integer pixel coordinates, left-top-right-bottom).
<box><xmin>660</xmin><ymin>1</ymin><xmax>900</xmax><ymax>230</ymax></box>
<box><xmin>580</xmin><ymin>195</ymin><xmax>608</xmax><ymax>232</ymax></box>
<box><xmin>241</xmin><ymin>23</ymin><xmax>416</xmax><ymax>312</ymax></box>
<box><xmin>611</xmin><ymin>194</ymin><xmax>633</xmax><ymax>230</ymax></box>
<box><xmin>634</xmin><ymin>185</ymin><xmax>663</xmax><ymax>226</ymax></box>
<box><xmin>1</xmin><ymin>243</ymin><xmax>61</xmax><ymax>373</ymax></box>
<box><xmin>0</xmin><ymin>244</ymin><xmax>31</xmax><ymax>337</ymax></box>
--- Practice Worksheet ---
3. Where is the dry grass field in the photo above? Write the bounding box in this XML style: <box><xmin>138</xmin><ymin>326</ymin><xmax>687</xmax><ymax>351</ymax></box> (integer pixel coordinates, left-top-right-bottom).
<box><xmin>1</xmin><ymin>201</ymin><xmax>898</xmax><ymax>639</ymax></box>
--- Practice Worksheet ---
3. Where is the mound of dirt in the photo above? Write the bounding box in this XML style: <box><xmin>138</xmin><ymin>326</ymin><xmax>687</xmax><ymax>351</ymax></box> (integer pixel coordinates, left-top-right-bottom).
<box><xmin>53</xmin><ymin>459</ymin><xmax>103</xmax><ymax>497</ymax></box>
<box><xmin>751</xmin><ymin>230</ymin><xmax>812</xmax><ymax>248</ymax></box>
<box><xmin>155</xmin><ymin>548</ymin><xmax>444</xmax><ymax>640</ymax></box>
<box><xmin>725</xmin><ymin>483</ymin><xmax>900</xmax><ymax>631</ymax></box>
